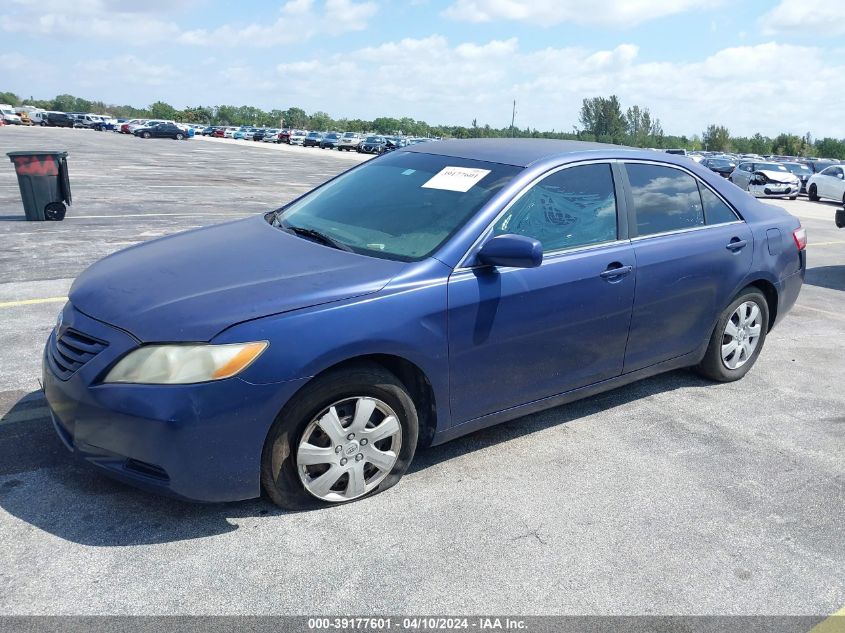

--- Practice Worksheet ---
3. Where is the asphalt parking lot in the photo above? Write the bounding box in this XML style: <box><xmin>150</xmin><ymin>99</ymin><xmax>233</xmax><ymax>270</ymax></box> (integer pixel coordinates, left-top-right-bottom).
<box><xmin>0</xmin><ymin>127</ymin><xmax>843</xmax><ymax>617</ymax></box>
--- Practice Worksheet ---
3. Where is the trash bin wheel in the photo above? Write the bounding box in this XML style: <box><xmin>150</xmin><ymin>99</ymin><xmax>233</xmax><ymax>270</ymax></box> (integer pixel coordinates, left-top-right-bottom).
<box><xmin>44</xmin><ymin>202</ymin><xmax>66</xmax><ymax>221</ymax></box>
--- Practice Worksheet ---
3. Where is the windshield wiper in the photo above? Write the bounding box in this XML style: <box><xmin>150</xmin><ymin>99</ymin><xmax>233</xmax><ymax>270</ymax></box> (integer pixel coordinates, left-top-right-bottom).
<box><xmin>279</xmin><ymin>222</ymin><xmax>353</xmax><ymax>252</ymax></box>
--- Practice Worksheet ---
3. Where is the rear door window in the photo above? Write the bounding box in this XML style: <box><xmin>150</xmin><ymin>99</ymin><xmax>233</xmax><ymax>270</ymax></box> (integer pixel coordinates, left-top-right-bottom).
<box><xmin>699</xmin><ymin>185</ymin><xmax>738</xmax><ymax>225</ymax></box>
<box><xmin>625</xmin><ymin>163</ymin><xmax>705</xmax><ymax>236</ymax></box>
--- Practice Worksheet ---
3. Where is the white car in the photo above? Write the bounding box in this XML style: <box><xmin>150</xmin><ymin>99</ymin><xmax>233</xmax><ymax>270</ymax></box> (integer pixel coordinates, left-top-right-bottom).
<box><xmin>0</xmin><ymin>104</ymin><xmax>23</xmax><ymax>125</ymax></box>
<box><xmin>223</xmin><ymin>127</ymin><xmax>238</xmax><ymax>138</ymax></box>
<box><xmin>125</xmin><ymin>119</ymin><xmax>151</xmax><ymax>134</ymax></box>
<box><xmin>807</xmin><ymin>164</ymin><xmax>845</xmax><ymax>204</ymax></box>
<box><xmin>288</xmin><ymin>130</ymin><xmax>307</xmax><ymax>145</ymax></box>
<box><xmin>337</xmin><ymin>132</ymin><xmax>362</xmax><ymax>151</ymax></box>
<box><xmin>730</xmin><ymin>161</ymin><xmax>801</xmax><ymax>200</ymax></box>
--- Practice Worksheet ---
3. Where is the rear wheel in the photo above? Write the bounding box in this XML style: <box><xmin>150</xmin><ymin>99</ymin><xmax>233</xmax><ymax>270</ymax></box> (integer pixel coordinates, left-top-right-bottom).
<box><xmin>261</xmin><ymin>364</ymin><xmax>418</xmax><ymax>509</ymax></box>
<box><xmin>808</xmin><ymin>184</ymin><xmax>819</xmax><ymax>201</ymax></box>
<box><xmin>696</xmin><ymin>288</ymin><xmax>769</xmax><ymax>382</ymax></box>
<box><xmin>142</xmin><ymin>131</ymin><xmax>151</xmax><ymax>139</ymax></box>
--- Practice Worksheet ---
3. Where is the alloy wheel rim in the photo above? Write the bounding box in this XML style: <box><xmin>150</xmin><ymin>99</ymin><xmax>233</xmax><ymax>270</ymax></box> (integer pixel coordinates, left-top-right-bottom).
<box><xmin>721</xmin><ymin>301</ymin><xmax>763</xmax><ymax>370</ymax></box>
<box><xmin>296</xmin><ymin>397</ymin><xmax>402</xmax><ymax>502</ymax></box>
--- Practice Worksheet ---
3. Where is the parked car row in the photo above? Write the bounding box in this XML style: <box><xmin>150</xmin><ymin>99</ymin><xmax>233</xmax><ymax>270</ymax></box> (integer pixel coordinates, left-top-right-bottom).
<box><xmin>684</xmin><ymin>149</ymin><xmax>845</xmax><ymax>203</ymax></box>
<box><xmin>193</xmin><ymin>125</ymin><xmax>436</xmax><ymax>152</ymax></box>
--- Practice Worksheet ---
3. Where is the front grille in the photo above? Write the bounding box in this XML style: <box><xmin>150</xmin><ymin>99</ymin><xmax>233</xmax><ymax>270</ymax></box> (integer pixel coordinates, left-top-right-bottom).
<box><xmin>49</xmin><ymin>328</ymin><xmax>108</xmax><ymax>380</ymax></box>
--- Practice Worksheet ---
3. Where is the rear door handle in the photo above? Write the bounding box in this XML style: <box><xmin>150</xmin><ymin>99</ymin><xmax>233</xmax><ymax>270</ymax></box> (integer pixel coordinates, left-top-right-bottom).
<box><xmin>726</xmin><ymin>239</ymin><xmax>748</xmax><ymax>252</ymax></box>
<box><xmin>599</xmin><ymin>264</ymin><xmax>633</xmax><ymax>280</ymax></box>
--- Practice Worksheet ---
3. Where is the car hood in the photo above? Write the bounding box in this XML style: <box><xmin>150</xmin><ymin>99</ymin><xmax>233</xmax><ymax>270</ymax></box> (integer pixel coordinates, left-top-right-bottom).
<box><xmin>757</xmin><ymin>170</ymin><xmax>797</xmax><ymax>183</ymax></box>
<box><xmin>69</xmin><ymin>215</ymin><xmax>407</xmax><ymax>342</ymax></box>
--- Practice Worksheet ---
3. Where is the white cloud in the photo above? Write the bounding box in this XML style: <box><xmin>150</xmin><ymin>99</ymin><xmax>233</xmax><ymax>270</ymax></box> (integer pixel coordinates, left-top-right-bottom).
<box><xmin>0</xmin><ymin>0</ymin><xmax>185</xmax><ymax>44</ymax></box>
<box><xmin>81</xmin><ymin>56</ymin><xmax>179</xmax><ymax>85</ymax></box>
<box><xmin>1</xmin><ymin>0</ymin><xmax>376</xmax><ymax>47</ymax></box>
<box><xmin>179</xmin><ymin>0</ymin><xmax>377</xmax><ymax>47</ymax></box>
<box><xmin>760</xmin><ymin>0</ymin><xmax>845</xmax><ymax>36</ymax></box>
<box><xmin>443</xmin><ymin>0</ymin><xmax>714</xmax><ymax>27</ymax></box>
<box><xmin>270</xmin><ymin>37</ymin><xmax>845</xmax><ymax>138</ymax></box>
<box><xmin>324</xmin><ymin>0</ymin><xmax>378</xmax><ymax>30</ymax></box>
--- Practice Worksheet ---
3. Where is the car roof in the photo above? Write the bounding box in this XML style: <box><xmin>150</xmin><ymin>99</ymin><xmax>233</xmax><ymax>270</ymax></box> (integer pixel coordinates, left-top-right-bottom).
<box><xmin>400</xmin><ymin>138</ymin><xmax>653</xmax><ymax>167</ymax></box>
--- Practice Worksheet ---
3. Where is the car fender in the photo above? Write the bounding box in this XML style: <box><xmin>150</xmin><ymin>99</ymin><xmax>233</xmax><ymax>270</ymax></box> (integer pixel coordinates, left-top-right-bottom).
<box><xmin>213</xmin><ymin>258</ymin><xmax>455</xmax><ymax>432</ymax></box>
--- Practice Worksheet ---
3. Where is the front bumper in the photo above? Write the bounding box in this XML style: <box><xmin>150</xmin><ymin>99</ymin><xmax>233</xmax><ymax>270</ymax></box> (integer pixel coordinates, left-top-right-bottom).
<box><xmin>748</xmin><ymin>182</ymin><xmax>801</xmax><ymax>198</ymax></box>
<box><xmin>42</xmin><ymin>305</ymin><xmax>308</xmax><ymax>502</ymax></box>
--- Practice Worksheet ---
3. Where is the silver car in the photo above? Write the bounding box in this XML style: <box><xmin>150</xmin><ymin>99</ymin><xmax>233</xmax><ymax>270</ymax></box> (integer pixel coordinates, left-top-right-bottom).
<box><xmin>730</xmin><ymin>161</ymin><xmax>800</xmax><ymax>200</ymax></box>
<box><xmin>337</xmin><ymin>132</ymin><xmax>363</xmax><ymax>151</ymax></box>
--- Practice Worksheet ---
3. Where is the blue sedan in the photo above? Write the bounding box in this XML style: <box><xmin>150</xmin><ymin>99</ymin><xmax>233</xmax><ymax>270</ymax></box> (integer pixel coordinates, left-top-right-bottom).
<box><xmin>42</xmin><ymin>139</ymin><xmax>805</xmax><ymax>507</ymax></box>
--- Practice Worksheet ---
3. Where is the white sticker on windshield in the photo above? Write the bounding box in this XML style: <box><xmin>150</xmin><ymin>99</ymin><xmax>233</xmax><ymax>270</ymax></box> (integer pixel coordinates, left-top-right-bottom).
<box><xmin>422</xmin><ymin>166</ymin><xmax>491</xmax><ymax>192</ymax></box>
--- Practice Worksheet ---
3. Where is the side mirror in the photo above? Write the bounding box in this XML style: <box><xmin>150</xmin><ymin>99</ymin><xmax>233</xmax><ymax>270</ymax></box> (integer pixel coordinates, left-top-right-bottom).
<box><xmin>476</xmin><ymin>234</ymin><xmax>543</xmax><ymax>269</ymax></box>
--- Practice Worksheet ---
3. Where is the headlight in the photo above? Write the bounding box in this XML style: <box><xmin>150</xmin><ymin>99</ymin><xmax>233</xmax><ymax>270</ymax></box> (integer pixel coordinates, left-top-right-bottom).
<box><xmin>104</xmin><ymin>341</ymin><xmax>268</xmax><ymax>384</ymax></box>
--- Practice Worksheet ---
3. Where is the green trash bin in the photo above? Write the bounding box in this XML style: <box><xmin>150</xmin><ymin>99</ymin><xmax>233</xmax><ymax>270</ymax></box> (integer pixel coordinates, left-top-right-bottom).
<box><xmin>6</xmin><ymin>151</ymin><xmax>72</xmax><ymax>221</ymax></box>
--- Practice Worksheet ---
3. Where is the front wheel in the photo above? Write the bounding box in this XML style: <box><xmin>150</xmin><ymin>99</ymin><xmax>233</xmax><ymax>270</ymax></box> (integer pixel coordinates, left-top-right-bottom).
<box><xmin>142</xmin><ymin>132</ymin><xmax>151</xmax><ymax>139</ymax></box>
<box><xmin>176</xmin><ymin>133</ymin><xmax>184</xmax><ymax>140</ymax></box>
<box><xmin>261</xmin><ymin>364</ymin><xmax>418</xmax><ymax>509</ymax></box>
<box><xmin>808</xmin><ymin>184</ymin><xmax>819</xmax><ymax>201</ymax></box>
<box><xmin>696</xmin><ymin>288</ymin><xmax>769</xmax><ymax>382</ymax></box>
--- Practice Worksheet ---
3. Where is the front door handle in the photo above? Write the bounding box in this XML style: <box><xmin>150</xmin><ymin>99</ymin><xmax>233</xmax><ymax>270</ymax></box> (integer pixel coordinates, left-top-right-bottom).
<box><xmin>726</xmin><ymin>238</ymin><xmax>748</xmax><ymax>252</ymax></box>
<box><xmin>599</xmin><ymin>264</ymin><xmax>633</xmax><ymax>280</ymax></box>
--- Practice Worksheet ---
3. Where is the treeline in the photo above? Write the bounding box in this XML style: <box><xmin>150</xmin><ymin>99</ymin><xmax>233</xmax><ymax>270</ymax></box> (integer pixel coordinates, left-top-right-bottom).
<box><xmin>3</xmin><ymin>90</ymin><xmax>844</xmax><ymax>159</ymax></box>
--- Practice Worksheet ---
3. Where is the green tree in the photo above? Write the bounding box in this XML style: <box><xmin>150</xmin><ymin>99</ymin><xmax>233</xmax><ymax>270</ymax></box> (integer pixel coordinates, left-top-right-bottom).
<box><xmin>815</xmin><ymin>137</ymin><xmax>845</xmax><ymax>160</ymax></box>
<box><xmin>309</xmin><ymin>110</ymin><xmax>333</xmax><ymax>131</ymax></box>
<box><xmin>579</xmin><ymin>95</ymin><xmax>627</xmax><ymax>143</ymax></box>
<box><xmin>283</xmin><ymin>107</ymin><xmax>308</xmax><ymax>128</ymax></box>
<box><xmin>702</xmin><ymin>124</ymin><xmax>731</xmax><ymax>151</ymax></box>
<box><xmin>372</xmin><ymin>116</ymin><xmax>401</xmax><ymax>134</ymax></box>
<box><xmin>771</xmin><ymin>133</ymin><xmax>802</xmax><ymax>156</ymax></box>
<box><xmin>749</xmin><ymin>133</ymin><xmax>771</xmax><ymax>155</ymax></box>
<box><xmin>0</xmin><ymin>91</ymin><xmax>20</xmax><ymax>105</ymax></box>
<box><xmin>149</xmin><ymin>101</ymin><xmax>176</xmax><ymax>120</ymax></box>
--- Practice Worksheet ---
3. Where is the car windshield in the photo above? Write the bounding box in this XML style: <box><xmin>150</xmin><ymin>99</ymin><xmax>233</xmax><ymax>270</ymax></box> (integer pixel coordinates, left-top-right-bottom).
<box><xmin>343</xmin><ymin>133</ymin><xmax>356</xmax><ymax>137</ymax></box>
<box><xmin>756</xmin><ymin>163</ymin><xmax>787</xmax><ymax>172</ymax></box>
<box><xmin>783</xmin><ymin>163</ymin><xmax>811</xmax><ymax>175</ymax></box>
<box><xmin>365</xmin><ymin>136</ymin><xmax>381</xmax><ymax>143</ymax></box>
<box><xmin>708</xmin><ymin>159</ymin><xmax>734</xmax><ymax>168</ymax></box>
<box><xmin>274</xmin><ymin>152</ymin><xmax>521</xmax><ymax>261</ymax></box>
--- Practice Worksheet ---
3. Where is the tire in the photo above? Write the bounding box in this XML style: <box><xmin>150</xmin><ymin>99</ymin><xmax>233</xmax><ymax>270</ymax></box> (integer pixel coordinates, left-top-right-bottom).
<box><xmin>261</xmin><ymin>363</ymin><xmax>419</xmax><ymax>509</ymax></box>
<box><xmin>808</xmin><ymin>184</ymin><xmax>819</xmax><ymax>201</ymax></box>
<box><xmin>40</xmin><ymin>121</ymin><xmax>47</xmax><ymax>127</ymax></box>
<box><xmin>789</xmin><ymin>196</ymin><xmax>797</xmax><ymax>200</ymax></box>
<box><xmin>176</xmin><ymin>133</ymin><xmax>184</xmax><ymax>140</ymax></box>
<box><xmin>142</xmin><ymin>132</ymin><xmax>151</xmax><ymax>139</ymax></box>
<box><xmin>44</xmin><ymin>202</ymin><xmax>66</xmax><ymax>221</ymax></box>
<box><xmin>695</xmin><ymin>288</ymin><xmax>769</xmax><ymax>382</ymax></box>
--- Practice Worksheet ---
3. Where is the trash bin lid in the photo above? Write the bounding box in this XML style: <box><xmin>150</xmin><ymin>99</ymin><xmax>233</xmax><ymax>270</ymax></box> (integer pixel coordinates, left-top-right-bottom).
<box><xmin>7</xmin><ymin>151</ymin><xmax>68</xmax><ymax>159</ymax></box>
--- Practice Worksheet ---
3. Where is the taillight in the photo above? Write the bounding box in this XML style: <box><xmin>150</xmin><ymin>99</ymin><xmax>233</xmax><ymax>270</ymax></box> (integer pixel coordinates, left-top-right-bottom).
<box><xmin>792</xmin><ymin>226</ymin><xmax>807</xmax><ymax>251</ymax></box>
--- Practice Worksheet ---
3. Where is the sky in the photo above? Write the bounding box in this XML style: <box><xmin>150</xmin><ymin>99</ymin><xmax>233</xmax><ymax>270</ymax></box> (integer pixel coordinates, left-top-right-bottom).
<box><xmin>2</xmin><ymin>0</ymin><xmax>845</xmax><ymax>138</ymax></box>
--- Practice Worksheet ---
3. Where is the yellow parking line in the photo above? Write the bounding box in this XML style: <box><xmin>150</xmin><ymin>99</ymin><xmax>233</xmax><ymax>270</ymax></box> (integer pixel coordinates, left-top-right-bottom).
<box><xmin>0</xmin><ymin>296</ymin><xmax>66</xmax><ymax>309</ymax></box>
<box><xmin>808</xmin><ymin>604</ymin><xmax>845</xmax><ymax>633</ymax></box>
